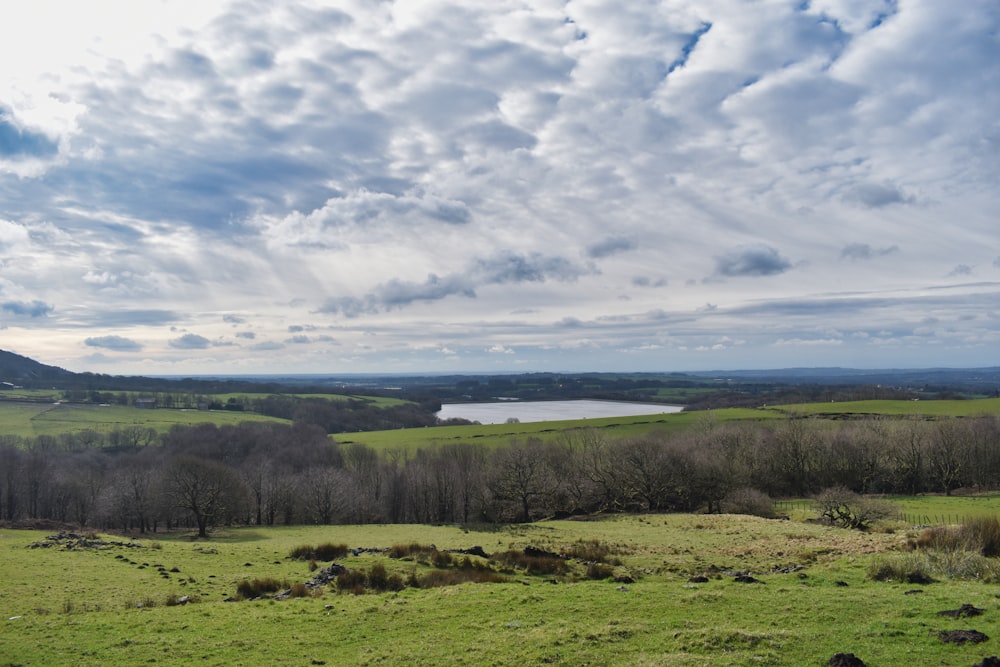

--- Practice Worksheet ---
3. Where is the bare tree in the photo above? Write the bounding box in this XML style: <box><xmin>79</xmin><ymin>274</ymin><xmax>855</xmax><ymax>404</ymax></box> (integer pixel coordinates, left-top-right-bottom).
<box><xmin>162</xmin><ymin>455</ymin><xmax>245</xmax><ymax>537</ymax></box>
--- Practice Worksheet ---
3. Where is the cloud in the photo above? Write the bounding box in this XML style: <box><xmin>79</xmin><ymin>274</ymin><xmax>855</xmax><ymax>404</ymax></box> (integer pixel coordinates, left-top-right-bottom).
<box><xmin>713</xmin><ymin>245</ymin><xmax>793</xmax><ymax>278</ymax></box>
<box><xmin>948</xmin><ymin>264</ymin><xmax>974</xmax><ymax>277</ymax></box>
<box><xmin>839</xmin><ymin>243</ymin><xmax>900</xmax><ymax>261</ymax></box>
<box><xmin>319</xmin><ymin>251</ymin><xmax>591</xmax><ymax>316</ymax></box>
<box><xmin>168</xmin><ymin>333</ymin><xmax>211</xmax><ymax>350</ymax></box>
<box><xmin>2</xmin><ymin>300</ymin><xmax>53</xmax><ymax>317</ymax></box>
<box><xmin>586</xmin><ymin>235</ymin><xmax>636</xmax><ymax>259</ymax></box>
<box><xmin>84</xmin><ymin>335</ymin><xmax>142</xmax><ymax>351</ymax></box>
<box><xmin>0</xmin><ymin>0</ymin><xmax>997</xmax><ymax>373</ymax></box>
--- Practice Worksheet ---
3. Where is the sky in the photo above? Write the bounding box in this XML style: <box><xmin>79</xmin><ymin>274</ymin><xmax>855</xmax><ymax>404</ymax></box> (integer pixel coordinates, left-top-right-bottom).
<box><xmin>0</xmin><ymin>0</ymin><xmax>998</xmax><ymax>376</ymax></box>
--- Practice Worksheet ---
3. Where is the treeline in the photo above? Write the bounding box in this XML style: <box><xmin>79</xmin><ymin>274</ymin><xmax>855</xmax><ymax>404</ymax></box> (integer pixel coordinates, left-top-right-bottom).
<box><xmin>1</xmin><ymin>415</ymin><xmax>998</xmax><ymax>534</ymax></box>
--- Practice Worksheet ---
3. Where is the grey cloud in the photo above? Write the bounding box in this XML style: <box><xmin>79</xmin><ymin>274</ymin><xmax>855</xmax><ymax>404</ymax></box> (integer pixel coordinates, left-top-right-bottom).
<box><xmin>286</xmin><ymin>335</ymin><xmax>311</xmax><ymax>344</ymax></box>
<box><xmin>319</xmin><ymin>251</ymin><xmax>590</xmax><ymax>317</ymax></box>
<box><xmin>84</xmin><ymin>335</ymin><xmax>142</xmax><ymax>351</ymax></box>
<box><xmin>85</xmin><ymin>310</ymin><xmax>179</xmax><ymax>327</ymax></box>
<box><xmin>223</xmin><ymin>315</ymin><xmax>245</xmax><ymax>324</ymax></box>
<box><xmin>632</xmin><ymin>275</ymin><xmax>668</xmax><ymax>288</ymax></box>
<box><xmin>948</xmin><ymin>264</ymin><xmax>973</xmax><ymax>277</ymax></box>
<box><xmin>0</xmin><ymin>108</ymin><xmax>58</xmax><ymax>158</ymax></box>
<box><xmin>845</xmin><ymin>182</ymin><xmax>915</xmax><ymax>208</ymax></box>
<box><xmin>993</xmin><ymin>256</ymin><xmax>1000</xmax><ymax>268</ymax></box>
<box><xmin>250</xmin><ymin>341</ymin><xmax>285</xmax><ymax>351</ymax></box>
<box><xmin>2</xmin><ymin>300</ymin><xmax>53</xmax><ymax>317</ymax></box>
<box><xmin>288</xmin><ymin>325</ymin><xmax>305</xmax><ymax>332</ymax></box>
<box><xmin>713</xmin><ymin>245</ymin><xmax>792</xmax><ymax>278</ymax></box>
<box><xmin>587</xmin><ymin>235</ymin><xmax>636</xmax><ymax>259</ymax></box>
<box><xmin>840</xmin><ymin>243</ymin><xmax>900</xmax><ymax>261</ymax></box>
<box><xmin>235</xmin><ymin>331</ymin><xmax>255</xmax><ymax>339</ymax></box>
<box><xmin>375</xmin><ymin>274</ymin><xmax>475</xmax><ymax>308</ymax></box>
<box><xmin>471</xmin><ymin>251</ymin><xmax>590</xmax><ymax>284</ymax></box>
<box><xmin>169</xmin><ymin>333</ymin><xmax>211</xmax><ymax>350</ymax></box>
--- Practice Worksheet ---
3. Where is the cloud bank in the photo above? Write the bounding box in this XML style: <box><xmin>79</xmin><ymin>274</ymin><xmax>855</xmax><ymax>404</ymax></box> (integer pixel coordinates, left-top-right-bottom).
<box><xmin>0</xmin><ymin>0</ymin><xmax>996</xmax><ymax>373</ymax></box>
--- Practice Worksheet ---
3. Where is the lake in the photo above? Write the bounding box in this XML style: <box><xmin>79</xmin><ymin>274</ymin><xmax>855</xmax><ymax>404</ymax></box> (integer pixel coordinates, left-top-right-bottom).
<box><xmin>436</xmin><ymin>399</ymin><xmax>683</xmax><ymax>424</ymax></box>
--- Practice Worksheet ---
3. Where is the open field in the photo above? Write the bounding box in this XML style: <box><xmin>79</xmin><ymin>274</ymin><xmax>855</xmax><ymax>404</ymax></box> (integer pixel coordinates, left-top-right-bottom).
<box><xmin>0</xmin><ymin>402</ymin><xmax>291</xmax><ymax>438</ymax></box>
<box><xmin>766</xmin><ymin>397</ymin><xmax>1000</xmax><ymax>418</ymax></box>
<box><xmin>3</xmin><ymin>513</ymin><xmax>999</xmax><ymax>666</ymax></box>
<box><xmin>344</xmin><ymin>407</ymin><xmax>776</xmax><ymax>451</ymax></box>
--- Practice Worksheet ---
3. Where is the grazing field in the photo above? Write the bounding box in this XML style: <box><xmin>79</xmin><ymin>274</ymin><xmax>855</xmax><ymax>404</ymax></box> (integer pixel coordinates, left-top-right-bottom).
<box><xmin>3</xmin><ymin>514</ymin><xmax>999</xmax><ymax>666</ymax></box>
<box><xmin>0</xmin><ymin>401</ymin><xmax>290</xmax><ymax>438</ymax></box>
<box><xmin>343</xmin><ymin>407</ymin><xmax>776</xmax><ymax>451</ymax></box>
<box><xmin>766</xmin><ymin>397</ymin><xmax>1000</xmax><ymax>418</ymax></box>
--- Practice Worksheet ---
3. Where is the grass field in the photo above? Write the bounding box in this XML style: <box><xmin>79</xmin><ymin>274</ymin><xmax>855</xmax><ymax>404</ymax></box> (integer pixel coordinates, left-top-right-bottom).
<box><xmin>0</xmin><ymin>402</ymin><xmax>291</xmax><ymax>438</ymax></box>
<box><xmin>3</xmin><ymin>511</ymin><xmax>1000</xmax><ymax>666</ymax></box>
<box><xmin>766</xmin><ymin>397</ymin><xmax>1000</xmax><ymax>418</ymax></box>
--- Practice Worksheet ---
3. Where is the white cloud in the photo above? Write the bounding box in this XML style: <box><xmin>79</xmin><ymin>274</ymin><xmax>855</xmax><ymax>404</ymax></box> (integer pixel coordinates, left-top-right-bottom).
<box><xmin>0</xmin><ymin>0</ymin><xmax>997</xmax><ymax>374</ymax></box>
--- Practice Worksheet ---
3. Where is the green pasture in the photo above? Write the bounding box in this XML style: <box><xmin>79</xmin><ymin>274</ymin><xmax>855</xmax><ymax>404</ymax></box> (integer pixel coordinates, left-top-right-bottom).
<box><xmin>3</xmin><ymin>514</ymin><xmax>999</xmax><ymax>666</ymax></box>
<box><xmin>344</xmin><ymin>407</ymin><xmax>775</xmax><ymax>451</ymax></box>
<box><xmin>0</xmin><ymin>402</ymin><xmax>290</xmax><ymax>439</ymax></box>
<box><xmin>211</xmin><ymin>392</ymin><xmax>412</xmax><ymax>407</ymax></box>
<box><xmin>766</xmin><ymin>397</ymin><xmax>1000</xmax><ymax>418</ymax></box>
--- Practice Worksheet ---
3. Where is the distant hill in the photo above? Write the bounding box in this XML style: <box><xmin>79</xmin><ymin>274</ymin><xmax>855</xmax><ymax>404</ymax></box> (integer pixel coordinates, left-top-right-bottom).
<box><xmin>0</xmin><ymin>349</ymin><xmax>75</xmax><ymax>386</ymax></box>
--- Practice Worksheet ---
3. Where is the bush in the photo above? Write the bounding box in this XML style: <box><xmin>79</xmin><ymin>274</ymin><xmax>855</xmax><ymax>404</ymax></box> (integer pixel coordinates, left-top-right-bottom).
<box><xmin>914</xmin><ymin>516</ymin><xmax>1000</xmax><ymax>557</ymax></box>
<box><xmin>813</xmin><ymin>487</ymin><xmax>895</xmax><ymax>530</ymax></box>
<box><xmin>722</xmin><ymin>487</ymin><xmax>776</xmax><ymax>519</ymax></box>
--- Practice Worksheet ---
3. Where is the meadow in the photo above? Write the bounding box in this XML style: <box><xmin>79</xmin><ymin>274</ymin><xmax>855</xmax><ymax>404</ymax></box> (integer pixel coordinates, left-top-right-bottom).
<box><xmin>3</xmin><ymin>506</ymin><xmax>1000</xmax><ymax>666</ymax></box>
<box><xmin>0</xmin><ymin>401</ymin><xmax>290</xmax><ymax>439</ymax></box>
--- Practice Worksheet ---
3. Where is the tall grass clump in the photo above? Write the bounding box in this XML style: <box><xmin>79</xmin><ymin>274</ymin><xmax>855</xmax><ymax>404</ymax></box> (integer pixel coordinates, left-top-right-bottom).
<box><xmin>289</xmin><ymin>543</ymin><xmax>349</xmax><ymax>561</ymax></box>
<box><xmin>563</xmin><ymin>539</ymin><xmax>624</xmax><ymax>565</ymax></box>
<box><xmin>914</xmin><ymin>516</ymin><xmax>1000</xmax><ymax>557</ymax></box>
<box><xmin>236</xmin><ymin>577</ymin><xmax>289</xmax><ymax>599</ymax></box>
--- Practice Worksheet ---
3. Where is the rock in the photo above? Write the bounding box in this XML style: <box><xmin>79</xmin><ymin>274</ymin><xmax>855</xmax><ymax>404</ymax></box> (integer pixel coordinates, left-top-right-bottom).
<box><xmin>733</xmin><ymin>575</ymin><xmax>763</xmax><ymax>584</ymax></box>
<box><xmin>688</xmin><ymin>576</ymin><xmax>709</xmax><ymax>583</ymax></box>
<box><xmin>828</xmin><ymin>653</ymin><xmax>866</xmax><ymax>666</ymax></box>
<box><xmin>973</xmin><ymin>657</ymin><xmax>1000</xmax><ymax>667</ymax></box>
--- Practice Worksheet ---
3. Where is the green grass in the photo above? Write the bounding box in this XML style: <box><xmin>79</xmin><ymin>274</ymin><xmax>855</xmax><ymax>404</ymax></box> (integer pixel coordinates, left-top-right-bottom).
<box><xmin>3</xmin><ymin>515</ymin><xmax>999</xmax><ymax>665</ymax></box>
<box><xmin>211</xmin><ymin>392</ymin><xmax>412</xmax><ymax>407</ymax></box>
<box><xmin>765</xmin><ymin>397</ymin><xmax>1000</xmax><ymax>418</ymax></box>
<box><xmin>345</xmin><ymin>408</ymin><xmax>776</xmax><ymax>451</ymax></box>
<box><xmin>0</xmin><ymin>402</ymin><xmax>290</xmax><ymax>438</ymax></box>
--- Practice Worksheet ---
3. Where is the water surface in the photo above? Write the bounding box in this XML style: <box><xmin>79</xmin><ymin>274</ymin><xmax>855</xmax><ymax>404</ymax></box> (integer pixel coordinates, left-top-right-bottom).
<box><xmin>436</xmin><ymin>399</ymin><xmax>683</xmax><ymax>425</ymax></box>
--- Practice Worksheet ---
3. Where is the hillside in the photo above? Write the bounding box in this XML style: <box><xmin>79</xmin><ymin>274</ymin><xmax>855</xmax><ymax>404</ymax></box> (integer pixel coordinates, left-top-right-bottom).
<box><xmin>0</xmin><ymin>348</ymin><xmax>74</xmax><ymax>386</ymax></box>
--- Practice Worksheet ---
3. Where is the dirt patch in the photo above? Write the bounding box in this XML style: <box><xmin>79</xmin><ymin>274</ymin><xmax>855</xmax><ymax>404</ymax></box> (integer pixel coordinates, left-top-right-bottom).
<box><xmin>936</xmin><ymin>629</ymin><xmax>989</xmax><ymax>645</ymax></box>
<box><xmin>937</xmin><ymin>604</ymin><xmax>985</xmax><ymax>619</ymax></box>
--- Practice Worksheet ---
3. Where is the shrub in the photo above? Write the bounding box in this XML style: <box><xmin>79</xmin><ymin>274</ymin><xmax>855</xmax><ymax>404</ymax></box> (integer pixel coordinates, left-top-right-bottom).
<box><xmin>914</xmin><ymin>516</ymin><xmax>1000</xmax><ymax>557</ymax></box>
<box><xmin>813</xmin><ymin>487</ymin><xmax>895</xmax><ymax>530</ymax></box>
<box><xmin>722</xmin><ymin>487</ymin><xmax>776</xmax><ymax>519</ymax></box>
